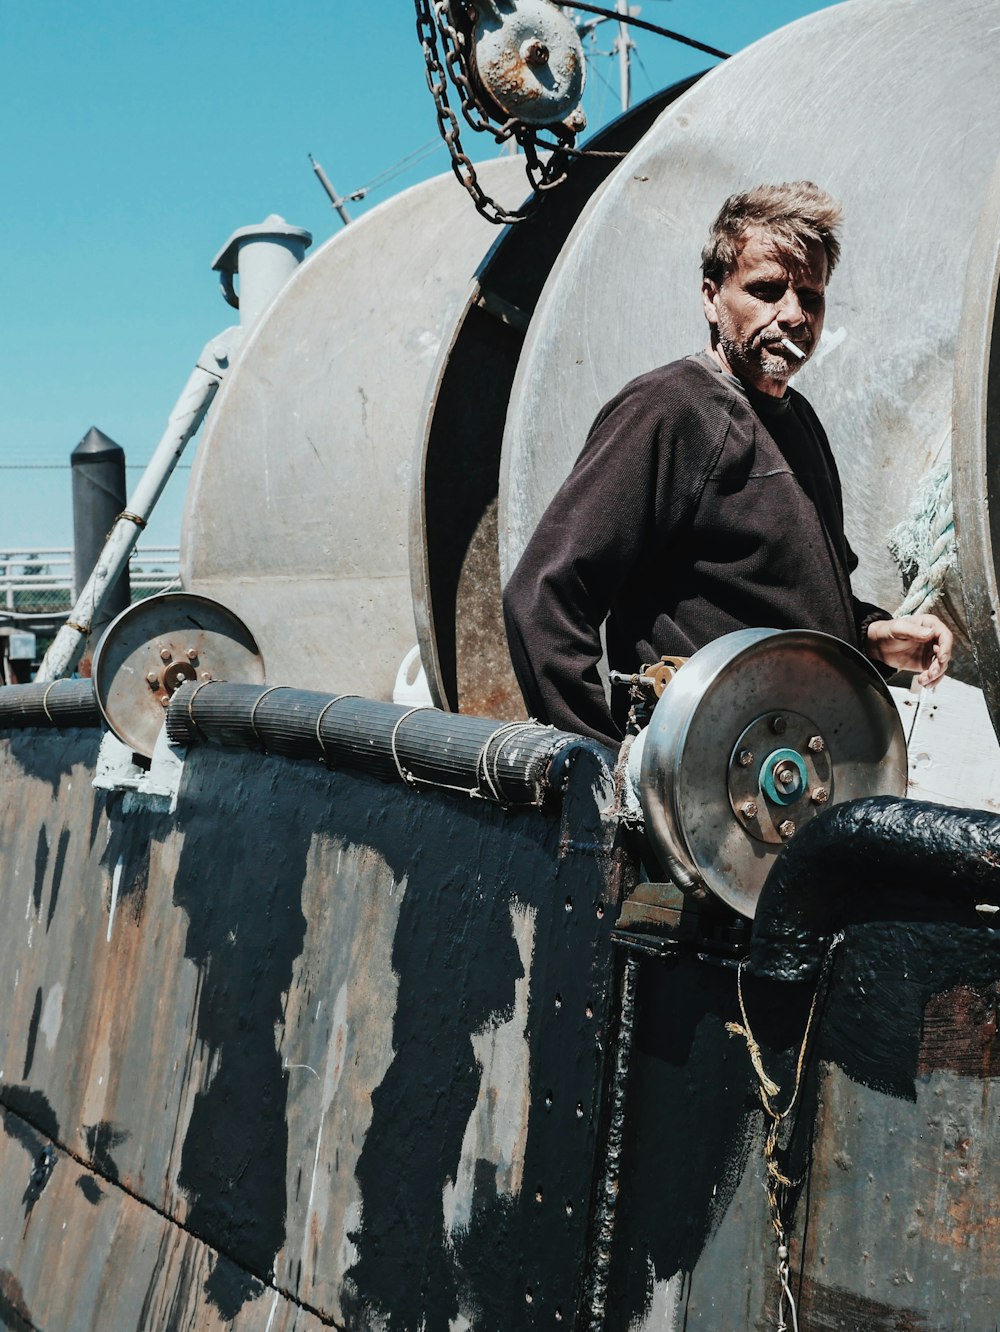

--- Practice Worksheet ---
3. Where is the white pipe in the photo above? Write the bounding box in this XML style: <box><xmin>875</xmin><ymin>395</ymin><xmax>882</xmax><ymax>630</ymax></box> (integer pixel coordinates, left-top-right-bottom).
<box><xmin>36</xmin><ymin>327</ymin><xmax>241</xmax><ymax>682</ymax></box>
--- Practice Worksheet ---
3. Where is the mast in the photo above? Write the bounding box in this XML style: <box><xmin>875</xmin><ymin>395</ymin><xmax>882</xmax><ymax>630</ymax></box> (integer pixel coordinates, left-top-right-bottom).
<box><xmin>615</xmin><ymin>0</ymin><xmax>632</xmax><ymax>112</ymax></box>
<box><xmin>571</xmin><ymin>3</ymin><xmax>636</xmax><ymax>115</ymax></box>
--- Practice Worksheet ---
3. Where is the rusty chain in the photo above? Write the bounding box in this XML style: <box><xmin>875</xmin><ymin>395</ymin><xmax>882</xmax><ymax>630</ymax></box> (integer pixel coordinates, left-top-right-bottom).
<box><xmin>414</xmin><ymin>0</ymin><xmax>578</xmax><ymax>224</ymax></box>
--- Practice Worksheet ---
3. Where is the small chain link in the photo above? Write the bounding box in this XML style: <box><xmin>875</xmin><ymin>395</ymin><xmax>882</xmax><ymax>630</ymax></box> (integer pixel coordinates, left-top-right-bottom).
<box><xmin>413</xmin><ymin>0</ymin><xmax>576</xmax><ymax>224</ymax></box>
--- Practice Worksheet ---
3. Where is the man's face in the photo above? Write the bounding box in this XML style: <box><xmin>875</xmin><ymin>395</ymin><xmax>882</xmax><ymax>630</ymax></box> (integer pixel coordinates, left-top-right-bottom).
<box><xmin>701</xmin><ymin>228</ymin><xmax>827</xmax><ymax>396</ymax></box>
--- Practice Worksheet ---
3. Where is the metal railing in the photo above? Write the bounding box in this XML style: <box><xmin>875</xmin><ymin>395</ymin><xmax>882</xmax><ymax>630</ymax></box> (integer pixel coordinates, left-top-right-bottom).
<box><xmin>0</xmin><ymin>547</ymin><xmax>180</xmax><ymax>615</ymax></box>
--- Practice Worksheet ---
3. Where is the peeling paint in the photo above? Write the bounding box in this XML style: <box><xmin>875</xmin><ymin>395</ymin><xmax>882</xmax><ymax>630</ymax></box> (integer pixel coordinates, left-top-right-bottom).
<box><xmin>444</xmin><ymin>902</ymin><xmax>537</xmax><ymax>1236</ymax></box>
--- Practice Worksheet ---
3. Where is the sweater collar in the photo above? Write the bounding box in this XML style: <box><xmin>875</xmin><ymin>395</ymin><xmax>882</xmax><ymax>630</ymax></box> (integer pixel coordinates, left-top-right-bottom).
<box><xmin>691</xmin><ymin>349</ymin><xmax>793</xmax><ymax>418</ymax></box>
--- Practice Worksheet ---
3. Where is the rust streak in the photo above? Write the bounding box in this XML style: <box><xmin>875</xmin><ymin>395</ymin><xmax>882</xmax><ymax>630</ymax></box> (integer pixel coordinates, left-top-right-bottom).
<box><xmin>796</xmin><ymin>1273</ymin><xmax>930</xmax><ymax>1331</ymax></box>
<box><xmin>917</xmin><ymin>983</ymin><xmax>1000</xmax><ymax>1078</ymax></box>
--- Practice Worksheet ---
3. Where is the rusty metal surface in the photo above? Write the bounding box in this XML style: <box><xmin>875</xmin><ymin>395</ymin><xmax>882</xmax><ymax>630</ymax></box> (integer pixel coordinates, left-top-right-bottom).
<box><xmin>182</xmin><ymin>158</ymin><xmax>526</xmax><ymax>700</ymax></box>
<box><xmin>500</xmin><ymin>0</ymin><xmax>1000</xmax><ymax>676</ymax></box>
<box><xmin>0</xmin><ymin>1106</ymin><xmax>327</xmax><ymax>1332</ymax></box>
<box><xmin>92</xmin><ymin>592</ymin><xmax>264</xmax><ymax>757</ymax></box>
<box><xmin>0</xmin><ymin>726</ymin><xmax>619</xmax><ymax>1329</ymax></box>
<box><xmin>469</xmin><ymin>0</ymin><xmax>585</xmax><ymax>127</ymax></box>
<box><xmin>602</xmin><ymin>916</ymin><xmax>1000</xmax><ymax>1331</ymax></box>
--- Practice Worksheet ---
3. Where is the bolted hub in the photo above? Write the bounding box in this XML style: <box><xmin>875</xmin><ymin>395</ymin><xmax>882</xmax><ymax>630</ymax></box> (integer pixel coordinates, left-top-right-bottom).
<box><xmin>520</xmin><ymin>38</ymin><xmax>550</xmax><ymax>65</ymax></box>
<box><xmin>728</xmin><ymin>711</ymin><xmax>835</xmax><ymax>846</ymax></box>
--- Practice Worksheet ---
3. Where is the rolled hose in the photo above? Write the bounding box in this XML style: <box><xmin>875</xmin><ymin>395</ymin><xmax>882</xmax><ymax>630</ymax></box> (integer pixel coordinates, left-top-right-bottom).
<box><xmin>0</xmin><ymin>678</ymin><xmax>99</xmax><ymax>729</ymax></box>
<box><xmin>750</xmin><ymin>796</ymin><xmax>1000</xmax><ymax>981</ymax></box>
<box><xmin>166</xmin><ymin>680</ymin><xmax>590</xmax><ymax>806</ymax></box>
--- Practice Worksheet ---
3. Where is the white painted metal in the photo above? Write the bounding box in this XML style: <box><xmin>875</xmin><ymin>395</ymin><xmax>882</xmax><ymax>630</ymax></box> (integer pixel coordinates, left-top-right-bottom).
<box><xmin>891</xmin><ymin>677</ymin><xmax>1000</xmax><ymax>812</ymax></box>
<box><xmin>499</xmin><ymin>0</ymin><xmax>1000</xmax><ymax>652</ymax></box>
<box><xmin>183</xmin><ymin>159</ymin><xmax>528</xmax><ymax>698</ymax></box>
<box><xmin>212</xmin><ymin>214</ymin><xmax>313</xmax><ymax>332</ymax></box>
<box><xmin>36</xmin><ymin>327</ymin><xmax>241</xmax><ymax>682</ymax></box>
<box><xmin>615</xmin><ymin>0</ymin><xmax>631</xmax><ymax>113</ymax></box>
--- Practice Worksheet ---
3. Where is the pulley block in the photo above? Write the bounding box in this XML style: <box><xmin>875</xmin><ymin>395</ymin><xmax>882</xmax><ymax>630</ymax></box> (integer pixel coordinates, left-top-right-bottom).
<box><xmin>633</xmin><ymin>628</ymin><xmax>907</xmax><ymax>918</ymax></box>
<box><xmin>92</xmin><ymin>592</ymin><xmax>265</xmax><ymax>758</ymax></box>
<box><xmin>469</xmin><ymin>0</ymin><xmax>586</xmax><ymax>127</ymax></box>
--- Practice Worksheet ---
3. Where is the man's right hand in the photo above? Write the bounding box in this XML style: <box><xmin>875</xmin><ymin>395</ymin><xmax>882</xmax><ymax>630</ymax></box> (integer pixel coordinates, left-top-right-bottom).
<box><xmin>865</xmin><ymin>614</ymin><xmax>953</xmax><ymax>686</ymax></box>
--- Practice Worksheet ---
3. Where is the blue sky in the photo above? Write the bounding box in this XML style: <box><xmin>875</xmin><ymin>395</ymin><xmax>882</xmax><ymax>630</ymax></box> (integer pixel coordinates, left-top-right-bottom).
<box><xmin>0</xmin><ymin>0</ymin><xmax>838</xmax><ymax>553</ymax></box>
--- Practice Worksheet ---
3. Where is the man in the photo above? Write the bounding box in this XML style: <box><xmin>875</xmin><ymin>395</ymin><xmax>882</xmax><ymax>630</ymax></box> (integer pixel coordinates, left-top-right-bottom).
<box><xmin>503</xmin><ymin>181</ymin><xmax>952</xmax><ymax>748</ymax></box>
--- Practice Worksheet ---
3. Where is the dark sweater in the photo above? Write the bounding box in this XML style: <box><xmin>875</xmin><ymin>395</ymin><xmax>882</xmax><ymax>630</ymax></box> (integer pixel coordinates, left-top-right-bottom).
<box><xmin>502</xmin><ymin>354</ymin><xmax>888</xmax><ymax>747</ymax></box>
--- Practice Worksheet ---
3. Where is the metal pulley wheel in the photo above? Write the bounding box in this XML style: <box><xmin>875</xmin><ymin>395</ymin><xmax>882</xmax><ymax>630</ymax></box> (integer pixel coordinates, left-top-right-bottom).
<box><xmin>634</xmin><ymin>628</ymin><xmax>907</xmax><ymax>918</ymax></box>
<box><xmin>92</xmin><ymin>592</ymin><xmax>265</xmax><ymax>758</ymax></box>
<box><xmin>469</xmin><ymin>0</ymin><xmax>586</xmax><ymax>127</ymax></box>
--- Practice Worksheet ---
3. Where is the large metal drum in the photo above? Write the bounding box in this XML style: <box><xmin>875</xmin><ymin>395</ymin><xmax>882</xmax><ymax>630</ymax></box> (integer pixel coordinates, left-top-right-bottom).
<box><xmin>409</xmin><ymin>85</ymin><xmax>699</xmax><ymax>718</ymax></box>
<box><xmin>182</xmin><ymin>159</ymin><xmax>527</xmax><ymax>699</ymax></box>
<box><xmin>499</xmin><ymin>0</ymin><xmax>1000</xmax><ymax>712</ymax></box>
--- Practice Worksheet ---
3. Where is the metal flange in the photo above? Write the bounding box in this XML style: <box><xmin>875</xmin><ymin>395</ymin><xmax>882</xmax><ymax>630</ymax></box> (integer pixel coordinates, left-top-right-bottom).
<box><xmin>636</xmin><ymin>628</ymin><xmax>907</xmax><ymax>918</ymax></box>
<box><xmin>91</xmin><ymin>592</ymin><xmax>265</xmax><ymax>758</ymax></box>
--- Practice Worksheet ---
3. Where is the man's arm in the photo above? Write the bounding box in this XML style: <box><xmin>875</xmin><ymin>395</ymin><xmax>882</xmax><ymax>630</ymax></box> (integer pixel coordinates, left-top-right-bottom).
<box><xmin>503</xmin><ymin>373</ymin><xmax>704</xmax><ymax>747</ymax></box>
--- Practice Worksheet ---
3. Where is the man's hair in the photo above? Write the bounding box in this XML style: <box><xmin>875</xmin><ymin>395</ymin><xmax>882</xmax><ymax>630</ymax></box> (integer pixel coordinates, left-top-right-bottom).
<box><xmin>700</xmin><ymin>181</ymin><xmax>843</xmax><ymax>284</ymax></box>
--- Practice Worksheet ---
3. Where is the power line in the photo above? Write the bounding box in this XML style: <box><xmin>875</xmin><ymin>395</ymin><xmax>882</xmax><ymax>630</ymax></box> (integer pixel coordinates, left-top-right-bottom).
<box><xmin>555</xmin><ymin>1</ymin><xmax>730</xmax><ymax>59</ymax></box>
<box><xmin>0</xmin><ymin>463</ymin><xmax>192</xmax><ymax>471</ymax></box>
<box><xmin>346</xmin><ymin>137</ymin><xmax>446</xmax><ymax>202</ymax></box>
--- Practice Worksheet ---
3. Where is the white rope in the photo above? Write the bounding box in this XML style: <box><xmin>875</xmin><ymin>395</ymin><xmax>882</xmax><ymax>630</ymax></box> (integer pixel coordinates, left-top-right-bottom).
<box><xmin>313</xmin><ymin>699</ymin><xmax>554</xmax><ymax>804</ymax></box>
<box><xmin>314</xmin><ymin>694</ymin><xmax>360</xmax><ymax>765</ymax></box>
<box><xmin>476</xmin><ymin>720</ymin><xmax>547</xmax><ymax>804</ymax></box>
<box><xmin>184</xmin><ymin>679</ymin><xmax>218</xmax><ymax>739</ymax></box>
<box><xmin>248</xmin><ymin>685</ymin><xmax>291</xmax><ymax>753</ymax></box>
<box><xmin>389</xmin><ymin>706</ymin><xmax>437</xmax><ymax>786</ymax></box>
<box><xmin>776</xmin><ymin>1240</ymin><xmax>800</xmax><ymax>1332</ymax></box>
<box><xmin>41</xmin><ymin>682</ymin><xmax>59</xmax><ymax>725</ymax></box>
<box><xmin>887</xmin><ymin>460</ymin><xmax>955</xmax><ymax>617</ymax></box>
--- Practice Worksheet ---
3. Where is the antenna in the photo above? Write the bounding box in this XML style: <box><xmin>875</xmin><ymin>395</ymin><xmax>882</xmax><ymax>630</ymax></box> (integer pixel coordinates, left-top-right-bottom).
<box><xmin>308</xmin><ymin>154</ymin><xmax>352</xmax><ymax>228</ymax></box>
<box><xmin>570</xmin><ymin>3</ymin><xmax>638</xmax><ymax>114</ymax></box>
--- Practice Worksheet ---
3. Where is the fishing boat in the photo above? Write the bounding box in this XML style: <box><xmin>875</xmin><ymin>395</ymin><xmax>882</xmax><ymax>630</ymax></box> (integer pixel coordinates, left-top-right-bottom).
<box><xmin>2</xmin><ymin>2</ymin><xmax>1000</xmax><ymax>1328</ymax></box>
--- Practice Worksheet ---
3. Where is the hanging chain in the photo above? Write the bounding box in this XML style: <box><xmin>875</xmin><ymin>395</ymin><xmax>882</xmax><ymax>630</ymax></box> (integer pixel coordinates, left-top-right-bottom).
<box><xmin>413</xmin><ymin>0</ymin><xmax>576</xmax><ymax>224</ymax></box>
<box><xmin>726</xmin><ymin>933</ymin><xmax>844</xmax><ymax>1332</ymax></box>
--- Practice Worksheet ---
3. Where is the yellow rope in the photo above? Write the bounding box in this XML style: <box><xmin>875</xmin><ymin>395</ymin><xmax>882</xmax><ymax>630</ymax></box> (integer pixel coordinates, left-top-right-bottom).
<box><xmin>726</xmin><ymin>934</ymin><xmax>844</xmax><ymax>1327</ymax></box>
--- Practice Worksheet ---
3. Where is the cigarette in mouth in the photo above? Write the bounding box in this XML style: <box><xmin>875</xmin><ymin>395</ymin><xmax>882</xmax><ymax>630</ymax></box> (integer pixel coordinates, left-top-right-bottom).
<box><xmin>780</xmin><ymin>337</ymin><xmax>806</xmax><ymax>360</ymax></box>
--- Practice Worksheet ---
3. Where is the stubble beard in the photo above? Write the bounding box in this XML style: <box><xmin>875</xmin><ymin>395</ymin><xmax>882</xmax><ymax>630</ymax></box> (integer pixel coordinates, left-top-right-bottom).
<box><xmin>716</xmin><ymin>310</ymin><xmax>798</xmax><ymax>388</ymax></box>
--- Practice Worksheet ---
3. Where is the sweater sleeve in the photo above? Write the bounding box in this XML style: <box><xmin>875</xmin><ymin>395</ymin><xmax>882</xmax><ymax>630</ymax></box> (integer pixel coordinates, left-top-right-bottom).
<box><xmin>845</xmin><ymin>541</ymin><xmax>894</xmax><ymax>670</ymax></box>
<box><xmin>502</xmin><ymin>369</ymin><xmax>720</xmax><ymax>746</ymax></box>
